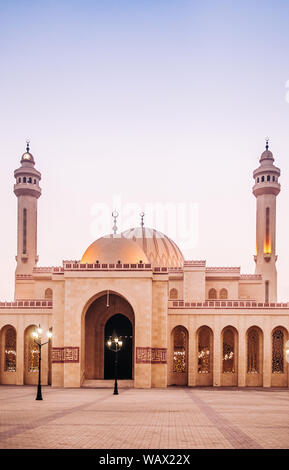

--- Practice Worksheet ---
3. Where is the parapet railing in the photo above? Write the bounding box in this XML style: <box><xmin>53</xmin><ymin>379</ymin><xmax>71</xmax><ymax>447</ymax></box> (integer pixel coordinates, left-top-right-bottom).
<box><xmin>239</xmin><ymin>274</ymin><xmax>262</xmax><ymax>280</ymax></box>
<box><xmin>32</xmin><ymin>263</ymin><xmax>174</xmax><ymax>273</ymax></box>
<box><xmin>184</xmin><ymin>260</ymin><xmax>206</xmax><ymax>266</ymax></box>
<box><xmin>169</xmin><ymin>300</ymin><xmax>289</xmax><ymax>308</ymax></box>
<box><xmin>205</xmin><ymin>267</ymin><xmax>241</xmax><ymax>273</ymax></box>
<box><xmin>60</xmin><ymin>262</ymin><xmax>153</xmax><ymax>270</ymax></box>
<box><xmin>0</xmin><ymin>300</ymin><xmax>53</xmax><ymax>309</ymax></box>
<box><xmin>30</xmin><ymin>266</ymin><xmax>263</xmax><ymax>279</ymax></box>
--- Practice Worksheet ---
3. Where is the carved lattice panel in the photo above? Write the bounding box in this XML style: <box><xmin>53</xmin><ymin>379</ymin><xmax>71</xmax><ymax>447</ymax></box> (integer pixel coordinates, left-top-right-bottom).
<box><xmin>198</xmin><ymin>327</ymin><xmax>211</xmax><ymax>374</ymax></box>
<box><xmin>247</xmin><ymin>328</ymin><xmax>259</xmax><ymax>373</ymax></box>
<box><xmin>220</xmin><ymin>289</ymin><xmax>228</xmax><ymax>300</ymax></box>
<box><xmin>223</xmin><ymin>328</ymin><xmax>235</xmax><ymax>373</ymax></box>
<box><xmin>272</xmin><ymin>329</ymin><xmax>284</xmax><ymax>373</ymax></box>
<box><xmin>5</xmin><ymin>327</ymin><xmax>16</xmax><ymax>372</ymax></box>
<box><xmin>208</xmin><ymin>289</ymin><xmax>217</xmax><ymax>299</ymax></box>
<box><xmin>26</xmin><ymin>330</ymin><xmax>39</xmax><ymax>372</ymax></box>
<box><xmin>173</xmin><ymin>328</ymin><xmax>186</xmax><ymax>373</ymax></box>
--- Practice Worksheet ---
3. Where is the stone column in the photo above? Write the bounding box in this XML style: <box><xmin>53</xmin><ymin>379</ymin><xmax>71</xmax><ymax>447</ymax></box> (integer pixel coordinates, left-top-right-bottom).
<box><xmin>238</xmin><ymin>319</ymin><xmax>246</xmax><ymax>387</ymax></box>
<box><xmin>51</xmin><ymin>284</ymin><xmax>65</xmax><ymax>387</ymax></box>
<box><xmin>213</xmin><ymin>317</ymin><xmax>221</xmax><ymax>387</ymax></box>
<box><xmin>263</xmin><ymin>319</ymin><xmax>271</xmax><ymax>387</ymax></box>
<box><xmin>40</xmin><ymin>318</ymin><xmax>50</xmax><ymax>386</ymax></box>
<box><xmin>151</xmin><ymin>280</ymin><xmax>167</xmax><ymax>388</ymax></box>
<box><xmin>16</xmin><ymin>316</ymin><xmax>24</xmax><ymax>385</ymax></box>
<box><xmin>188</xmin><ymin>315</ymin><xmax>197</xmax><ymax>387</ymax></box>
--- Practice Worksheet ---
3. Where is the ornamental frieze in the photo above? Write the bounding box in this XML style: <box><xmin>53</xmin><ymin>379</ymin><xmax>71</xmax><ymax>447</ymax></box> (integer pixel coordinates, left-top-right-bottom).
<box><xmin>136</xmin><ymin>347</ymin><xmax>167</xmax><ymax>364</ymax></box>
<box><xmin>52</xmin><ymin>347</ymin><xmax>79</xmax><ymax>363</ymax></box>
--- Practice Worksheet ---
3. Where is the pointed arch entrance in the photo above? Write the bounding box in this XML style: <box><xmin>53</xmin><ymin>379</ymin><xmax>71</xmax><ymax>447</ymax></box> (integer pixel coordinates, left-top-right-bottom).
<box><xmin>104</xmin><ymin>314</ymin><xmax>133</xmax><ymax>379</ymax></box>
<box><xmin>84</xmin><ymin>292</ymin><xmax>134</xmax><ymax>381</ymax></box>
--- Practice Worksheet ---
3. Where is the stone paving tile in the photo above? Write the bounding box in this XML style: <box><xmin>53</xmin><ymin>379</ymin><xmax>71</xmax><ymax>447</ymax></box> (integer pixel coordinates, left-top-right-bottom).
<box><xmin>0</xmin><ymin>386</ymin><xmax>288</xmax><ymax>449</ymax></box>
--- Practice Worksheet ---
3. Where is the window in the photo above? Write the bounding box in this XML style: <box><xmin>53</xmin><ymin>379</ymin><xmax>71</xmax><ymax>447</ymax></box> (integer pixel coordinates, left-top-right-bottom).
<box><xmin>25</xmin><ymin>326</ymin><xmax>39</xmax><ymax>373</ymax></box>
<box><xmin>169</xmin><ymin>288</ymin><xmax>178</xmax><ymax>300</ymax></box>
<box><xmin>220</xmin><ymin>288</ymin><xmax>228</xmax><ymax>299</ymax></box>
<box><xmin>45</xmin><ymin>288</ymin><xmax>53</xmax><ymax>299</ymax></box>
<box><xmin>18</xmin><ymin>177</ymin><xmax>21</xmax><ymax>183</ymax></box>
<box><xmin>272</xmin><ymin>329</ymin><xmax>284</xmax><ymax>373</ymax></box>
<box><xmin>23</xmin><ymin>177</ymin><xmax>26</xmax><ymax>183</ymax></box>
<box><xmin>4</xmin><ymin>327</ymin><xmax>16</xmax><ymax>372</ymax></box>
<box><xmin>34</xmin><ymin>179</ymin><xmax>36</xmax><ymax>184</ymax></box>
<box><xmin>265</xmin><ymin>281</ymin><xmax>269</xmax><ymax>303</ymax></box>
<box><xmin>223</xmin><ymin>327</ymin><xmax>235</xmax><ymax>373</ymax></box>
<box><xmin>257</xmin><ymin>177</ymin><xmax>259</xmax><ymax>183</ymax></box>
<box><xmin>208</xmin><ymin>288</ymin><xmax>217</xmax><ymax>299</ymax></box>
<box><xmin>198</xmin><ymin>326</ymin><xmax>212</xmax><ymax>374</ymax></box>
<box><xmin>247</xmin><ymin>328</ymin><xmax>259</xmax><ymax>373</ymax></box>
<box><xmin>272</xmin><ymin>176</ymin><xmax>275</xmax><ymax>182</ymax></box>
<box><xmin>23</xmin><ymin>208</ymin><xmax>27</xmax><ymax>254</ymax></box>
<box><xmin>267</xmin><ymin>175</ymin><xmax>270</xmax><ymax>181</ymax></box>
<box><xmin>173</xmin><ymin>327</ymin><xmax>187</xmax><ymax>373</ymax></box>
<box><xmin>261</xmin><ymin>176</ymin><xmax>265</xmax><ymax>182</ymax></box>
<box><xmin>264</xmin><ymin>207</ymin><xmax>270</xmax><ymax>254</ymax></box>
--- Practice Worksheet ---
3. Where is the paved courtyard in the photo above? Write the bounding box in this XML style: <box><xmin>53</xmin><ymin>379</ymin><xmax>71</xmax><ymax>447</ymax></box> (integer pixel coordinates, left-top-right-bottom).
<box><xmin>0</xmin><ymin>385</ymin><xmax>288</xmax><ymax>449</ymax></box>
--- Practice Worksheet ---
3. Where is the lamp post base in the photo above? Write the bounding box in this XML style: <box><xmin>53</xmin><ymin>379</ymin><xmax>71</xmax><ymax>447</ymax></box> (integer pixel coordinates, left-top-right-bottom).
<box><xmin>113</xmin><ymin>380</ymin><xmax>118</xmax><ymax>395</ymax></box>
<box><xmin>36</xmin><ymin>385</ymin><xmax>43</xmax><ymax>400</ymax></box>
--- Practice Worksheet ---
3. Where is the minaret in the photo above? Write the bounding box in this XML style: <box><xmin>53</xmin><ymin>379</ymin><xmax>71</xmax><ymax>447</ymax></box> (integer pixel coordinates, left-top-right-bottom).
<box><xmin>14</xmin><ymin>141</ymin><xmax>41</xmax><ymax>277</ymax></box>
<box><xmin>252</xmin><ymin>140</ymin><xmax>281</xmax><ymax>302</ymax></box>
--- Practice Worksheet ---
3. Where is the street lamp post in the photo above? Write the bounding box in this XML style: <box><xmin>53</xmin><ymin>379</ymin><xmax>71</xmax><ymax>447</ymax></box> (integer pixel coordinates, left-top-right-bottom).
<box><xmin>32</xmin><ymin>325</ymin><xmax>53</xmax><ymax>401</ymax></box>
<box><xmin>106</xmin><ymin>336</ymin><xmax>123</xmax><ymax>395</ymax></box>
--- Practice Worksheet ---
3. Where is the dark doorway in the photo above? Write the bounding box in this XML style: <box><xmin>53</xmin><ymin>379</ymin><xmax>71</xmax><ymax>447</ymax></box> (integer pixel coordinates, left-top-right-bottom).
<box><xmin>104</xmin><ymin>314</ymin><xmax>133</xmax><ymax>379</ymax></box>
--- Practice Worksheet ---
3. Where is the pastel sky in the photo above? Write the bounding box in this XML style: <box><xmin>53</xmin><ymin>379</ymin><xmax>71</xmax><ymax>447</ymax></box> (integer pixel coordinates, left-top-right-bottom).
<box><xmin>0</xmin><ymin>0</ymin><xmax>289</xmax><ymax>300</ymax></box>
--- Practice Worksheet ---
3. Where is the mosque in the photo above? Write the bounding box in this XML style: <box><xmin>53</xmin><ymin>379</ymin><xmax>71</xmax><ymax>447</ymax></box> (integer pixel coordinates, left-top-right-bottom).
<box><xmin>0</xmin><ymin>141</ymin><xmax>288</xmax><ymax>389</ymax></box>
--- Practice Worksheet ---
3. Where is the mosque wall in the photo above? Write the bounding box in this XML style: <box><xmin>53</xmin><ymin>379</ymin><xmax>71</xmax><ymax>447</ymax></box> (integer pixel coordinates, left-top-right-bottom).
<box><xmin>184</xmin><ymin>269</ymin><xmax>206</xmax><ymax>302</ymax></box>
<box><xmin>151</xmin><ymin>278</ymin><xmax>168</xmax><ymax>387</ymax></box>
<box><xmin>51</xmin><ymin>276</ymin><xmax>154</xmax><ymax>388</ymax></box>
<box><xmin>238</xmin><ymin>280</ymin><xmax>263</xmax><ymax>301</ymax></box>
<box><xmin>168</xmin><ymin>280</ymin><xmax>183</xmax><ymax>300</ymax></box>
<box><xmin>14</xmin><ymin>280</ymin><xmax>35</xmax><ymax>299</ymax></box>
<box><xmin>0</xmin><ymin>311</ymin><xmax>51</xmax><ymax>386</ymax></box>
<box><xmin>205</xmin><ymin>279</ymin><xmax>238</xmax><ymax>300</ymax></box>
<box><xmin>1</xmin><ymin>143</ymin><xmax>287</xmax><ymax>390</ymax></box>
<box><xmin>168</xmin><ymin>309</ymin><xmax>289</xmax><ymax>388</ymax></box>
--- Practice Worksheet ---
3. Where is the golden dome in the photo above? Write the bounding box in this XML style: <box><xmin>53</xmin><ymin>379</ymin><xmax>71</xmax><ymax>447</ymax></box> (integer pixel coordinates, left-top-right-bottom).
<box><xmin>81</xmin><ymin>234</ymin><xmax>149</xmax><ymax>264</ymax></box>
<box><xmin>21</xmin><ymin>152</ymin><xmax>35</xmax><ymax>164</ymax></box>
<box><xmin>21</xmin><ymin>141</ymin><xmax>35</xmax><ymax>164</ymax></box>
<box><xmin>121</xmin><ymin>227</ymin><xmax>184</xmax><ymax>267</ymax></box>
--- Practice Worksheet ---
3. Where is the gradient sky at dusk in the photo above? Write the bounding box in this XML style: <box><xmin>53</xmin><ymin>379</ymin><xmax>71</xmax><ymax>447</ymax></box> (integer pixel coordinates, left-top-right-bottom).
<box><xmin>1</xmin><ymin>0</ymin><xmax>289</xmax><ymax>299</ymax></box>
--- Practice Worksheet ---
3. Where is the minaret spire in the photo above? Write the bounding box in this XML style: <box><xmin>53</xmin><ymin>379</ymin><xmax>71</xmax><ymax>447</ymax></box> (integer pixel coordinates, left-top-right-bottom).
<box><xmin>14</xmin><ymin>143</ymin><xmax>42</xmax><ymax>298</ymax></box>
<box><xmin>112</xmin><ymin>210</ymin><xmax>119</xmax><ymax>235</ymax></box>
<box><xmin>252</xmin><ymin>141</ymin><xmax>281</xmax><ymax>302</ymax></box>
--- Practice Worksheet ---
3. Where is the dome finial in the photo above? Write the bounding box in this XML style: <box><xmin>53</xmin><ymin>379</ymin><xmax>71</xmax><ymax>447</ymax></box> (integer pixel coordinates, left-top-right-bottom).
<box><xmin>265</xmin><ymin>137</ymin><xmax>269</xmax><ymax>151</ymax></box>
<box><xmin>140</xmin><ymin>212</ymin><xmax>145</xmax><ymax>227</ymax></box>
<box><xmin>26</xmin><ymin>139</ymin><xmax>30</xmax><ymax>152</ymax></box>
<box><xmin>112</xmin><ymin>210</ymin><xmax>119</xmax><ymax>234</ymax></box>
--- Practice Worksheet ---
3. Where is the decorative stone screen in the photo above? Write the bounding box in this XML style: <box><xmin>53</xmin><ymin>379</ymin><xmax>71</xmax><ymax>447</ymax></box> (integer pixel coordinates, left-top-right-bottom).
<box><xmin>198</xmin><ymin>327</ymin><xmax>211</xmax><ymax>374</ymax></box>
<box><xmin>247</xmin><ymin>328</ymin><xmax>259</xmax><ymax>373</ymax></box>
<box><xmin>173</xmin><ymin>327</ymin><xmax>187</xmax><ymax>373</ymax></box>
<box><xmin>223</xmin><ymin>328</ymin><xmax>235</xmax><ymax>373</ymax></box>
<box><xmin>272</xmin><ymin>329</ymin><xmax>284</xmax><ymax>373</ymax></box>
<box><xmin>4</xmin><ymin>327</ymin><xmax>16</xmax><ymax>372</ymax></box>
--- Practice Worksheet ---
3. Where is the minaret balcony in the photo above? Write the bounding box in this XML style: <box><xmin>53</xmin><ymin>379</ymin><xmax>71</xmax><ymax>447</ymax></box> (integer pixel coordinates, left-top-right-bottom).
<box><xmin>13</xmin><ymin>184</ymin><xmax>41</xmax><ymax>199</ymax></box>
<box><xmin>252</xmin><ymin>181</ymin><xmax>280</xmax><ymax>197</ymax></box>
